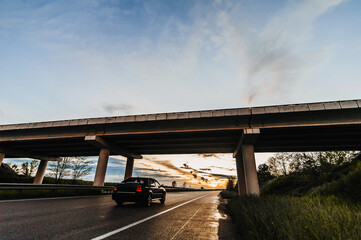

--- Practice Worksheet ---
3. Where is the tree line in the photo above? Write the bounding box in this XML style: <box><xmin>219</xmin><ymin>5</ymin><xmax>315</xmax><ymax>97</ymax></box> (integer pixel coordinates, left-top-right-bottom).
<box><xmin>257</xmin><ymin>151</ymin><xmax>360</xmax><ymax>186</ymax></box>
<box><xmin>259</xmin><ymin>151</ymin><xmax>359</xmax><ymax>176</ymax></box>
<box><xmin>9</xmin><ymin>157</ymin><xmax>93</xmax><ymax>183</ymax></box>
<box><xmin>224</xmin><ymin>151</ymin><xmax>360</xmax><ymax>190</ymax></box>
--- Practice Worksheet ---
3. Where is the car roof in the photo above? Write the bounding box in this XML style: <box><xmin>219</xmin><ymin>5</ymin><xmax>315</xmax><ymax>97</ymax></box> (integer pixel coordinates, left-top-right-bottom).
<box><xmin>126</xmin><ymin>177</ymin><xmax>155</xmax><ymax>180</ymax></box>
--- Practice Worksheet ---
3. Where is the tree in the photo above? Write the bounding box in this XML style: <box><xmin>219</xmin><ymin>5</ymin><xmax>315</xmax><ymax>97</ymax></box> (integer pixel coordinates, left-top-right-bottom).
<box><xmin>47</xmin><ymin>157</ymin><xmax>93</xmax><ymax>183</ymax></box>
<box><xmin>11</xmin><ymin>164</ymin><xmax>19</xmax><ymax>173</ymax></box>
<box><xmin>267</xmin><ymin>153</ymin><xmax>291</xmax><ymax>176</ymax></box>
<box><xmin>258</xmin><ymin>164</ymin><xmax>271</xmax><ymax>177</ymax></box>
<box><xmin>20</xmin><ymin>160</ymin><xmax>39</xmax><ymax>177</ymax></box>
<box><xmin>226</xmin><ymin>178</ymin><xmax>235</xmax><ymax>191</ymax></box>
<box><xmin>257</xmin><ymin>163</ymin><xmax>273</xmax><ymax>186</ymax></box>
<box><xmin>70</xmin><ymin>157</ymin><xmax>93</xmax><ymax>182</ymax></box>
<box><xmin>172</xmin><ymin>180</ymin><xmax>177</xmax><ymax>187</ymax></box>
<box><xmin>47</xmin><ymin>157</ymin><xmax>72</xmax><ymax>183</ymax></box>
<box><xmin>182</xmin><ymin>182</ymin><xmax>187</xmax><ymax>188</ymax></box>
<box><xmin>265</xmin><ymin>151</ymin><xmax>359</xmax><ymax>178</ymax></box>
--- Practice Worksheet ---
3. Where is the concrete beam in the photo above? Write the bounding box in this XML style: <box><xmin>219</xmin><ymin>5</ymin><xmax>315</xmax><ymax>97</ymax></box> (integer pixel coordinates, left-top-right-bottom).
<box><xmin>33</xmin><ymin>160</ymin><xmax>48</xmax><ymax>184</ymax></box>
<box><xmin>0</xmin><ymin>117</ymin><xmax>246</xmax><ymax>142</ymax></box>
<box><xmin>85</xmin><ymin>136</ymin><xmax>142</xmax><ymax>159</ymax></box>
<box><xmin>242</xmin><ymin>145</ymin><xmax>260</xmax><ymax>195</ymax></box>
<box><xmin>233</xmin><ymin>129</ymin><xmax>260</xmax><ymax>158</ymax></box>
<box><xmin>93</xmin><ymin>148</ymin><xmax>110</xmax><ymax>186</ymax></box>
<box><xmin>124</xmin><ymin>157</ymin><xmax>134</xmax><ymax>180</ymax></box>
<box><xmin>0</xmin><ymin>147</ymin><xmax>60</xmax><ymax>162</ymax></box>
<box><xmin>0</xmin><ymin>153</ymin><xmax>4</xmax><ymax>166</ymax></box>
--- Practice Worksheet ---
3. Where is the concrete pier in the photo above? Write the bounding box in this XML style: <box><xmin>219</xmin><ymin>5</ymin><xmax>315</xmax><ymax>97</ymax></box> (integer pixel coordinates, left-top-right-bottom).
<box><xmin>242</xmin><ymin>145</ymin><xmax>260</xmax><ymax>195</ymax></box>
<box><xmin>235</xmin><ymin>154</ymin><xmax>247</xmax><ymax>196</ymax></box>
<box><xmin>93</xmin><ymin>148</ymin><xmax>110</xmax><ymax>186</ymax></box>
<box><xmin>33</xmin><ymin>160</ymin><xmax>48</xmax><ymax>184</ymax></box>
<box><xmin>124</xmin><ymin>157</ymin><xmax>134</xmax><ymax>180</ymax></box>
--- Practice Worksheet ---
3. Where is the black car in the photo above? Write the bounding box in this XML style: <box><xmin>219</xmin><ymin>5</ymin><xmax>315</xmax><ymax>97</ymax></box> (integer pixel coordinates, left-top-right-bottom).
<box><xmin>112</xmin><ymin>177</ymin><xmax>166</xmax><ymax>206</ymax></box>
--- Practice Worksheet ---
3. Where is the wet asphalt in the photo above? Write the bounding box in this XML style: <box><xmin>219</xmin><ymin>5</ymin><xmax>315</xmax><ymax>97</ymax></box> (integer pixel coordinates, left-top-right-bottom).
<box><xmin>0</xmin><ymin>191</ymin><xmax>237</xmax><ymax>240</ymax></box>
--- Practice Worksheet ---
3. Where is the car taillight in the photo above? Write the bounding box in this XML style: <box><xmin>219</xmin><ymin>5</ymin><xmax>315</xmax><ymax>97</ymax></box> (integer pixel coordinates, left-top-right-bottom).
<box><xmin>113</xmin><ymin>187</ymin><xmax>117</xmax><ymax>192</ymax></box>
<box><xmin>136</xmin><ymin>185</ymin><xmax>142</xmax><ymax>192</ymax></box>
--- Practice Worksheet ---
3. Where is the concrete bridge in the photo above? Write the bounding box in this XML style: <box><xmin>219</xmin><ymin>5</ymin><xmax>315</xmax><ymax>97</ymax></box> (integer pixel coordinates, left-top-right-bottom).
<box><xmin>0</xmin><ymin>99</ymin><xmax>360</xmax><ymax>196</ymax></box>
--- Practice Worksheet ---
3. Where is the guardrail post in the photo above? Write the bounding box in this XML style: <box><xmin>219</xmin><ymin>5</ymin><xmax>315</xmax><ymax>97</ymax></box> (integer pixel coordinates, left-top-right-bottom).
<box><xmin>33</xmin><ymin>160</ymin><xmax>48</xmax><ymax>184</ymax></box>
<box><xmin>93</xmin><ymin>148</ymin><xmax>110</xmax><ymax>186</ymax></box>
<box><xmin>124</xmin><ymin>157</ymin><xmax>134</xmax><ymax>180</ymax></box>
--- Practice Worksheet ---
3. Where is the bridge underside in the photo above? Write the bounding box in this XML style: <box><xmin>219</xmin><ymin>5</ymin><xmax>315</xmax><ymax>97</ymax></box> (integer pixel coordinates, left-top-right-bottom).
<box><xmin>1</xmin><ymin>100</ymin><xmax>361</xmax><ymax>195</ymax></box>
<box><xmin>1</xmin><ymin>124</ymin><xmax>361</xmax><ymax>158</ymax></box>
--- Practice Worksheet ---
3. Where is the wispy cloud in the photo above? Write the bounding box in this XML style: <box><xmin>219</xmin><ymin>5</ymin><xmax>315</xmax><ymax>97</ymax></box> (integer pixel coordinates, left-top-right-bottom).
<box><xmin>216</xmin><ymin>0</ymin><xmax>346</xmax><ymax>104</ymax></box>
<box><xmin>103</xmin><ymin>103</ymin><xmax>134</xmax><ymax>115</ymax></box>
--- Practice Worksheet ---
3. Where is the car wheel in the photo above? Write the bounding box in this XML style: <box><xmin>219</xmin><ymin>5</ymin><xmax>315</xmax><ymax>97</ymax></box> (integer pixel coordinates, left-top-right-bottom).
<box><xmin>160</xmin><ymin>193</ymin><xmax>166</xmax><ymax>204</ymax></box>
<box><xmin>115</xmin><ymin>200</ymin><xmax>123</xmax><ymax>206</ymax></box>
<box><xmin>144</xmin><ymin>194</ymin><xmax>152</xmax><ymax>207</ymax></box>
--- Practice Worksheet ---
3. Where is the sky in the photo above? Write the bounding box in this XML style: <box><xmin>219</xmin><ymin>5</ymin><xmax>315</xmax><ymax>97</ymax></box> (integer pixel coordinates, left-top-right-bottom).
<box><xmin>1</xmin><ymin>0</ymin><xmax>360</xmax><ymax>187</ymax></box>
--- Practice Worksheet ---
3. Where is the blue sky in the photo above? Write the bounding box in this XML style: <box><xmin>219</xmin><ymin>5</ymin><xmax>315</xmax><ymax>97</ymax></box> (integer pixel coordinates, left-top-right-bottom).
<box><xmin>1</xmin><ymin>0</ymin><xmax>360</xmax><ymax>187</ymax></box>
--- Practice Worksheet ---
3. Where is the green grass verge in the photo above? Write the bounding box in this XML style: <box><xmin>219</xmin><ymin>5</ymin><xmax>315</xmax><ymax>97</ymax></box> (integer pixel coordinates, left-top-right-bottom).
<box><xmin>0</xmin><ymin>189</ymin><xmax>108</xmax><ymax>200</ymax></box>
<box><xmin>309</xmin><ymin>162</ymin><xmax>361</xmax><ymax>203</ymax></box>
<box><xmin>227</xmin><ymin>195</ymin><xmax>361</xmax><ymax>240</ymax></box>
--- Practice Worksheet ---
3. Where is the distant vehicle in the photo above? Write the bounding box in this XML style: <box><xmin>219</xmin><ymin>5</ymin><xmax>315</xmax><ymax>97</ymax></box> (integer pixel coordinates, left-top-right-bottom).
<box><xmin>112</xmin><ymin>177</ymin><xmax>166</xmax><ymax>206</ymax></box>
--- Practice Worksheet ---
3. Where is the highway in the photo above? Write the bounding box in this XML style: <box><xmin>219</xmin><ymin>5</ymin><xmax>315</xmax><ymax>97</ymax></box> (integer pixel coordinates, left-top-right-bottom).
<box><xmin>0</xmin><ymin>191</ymin><xmax>236</xmax><ymax>240</ymax></box>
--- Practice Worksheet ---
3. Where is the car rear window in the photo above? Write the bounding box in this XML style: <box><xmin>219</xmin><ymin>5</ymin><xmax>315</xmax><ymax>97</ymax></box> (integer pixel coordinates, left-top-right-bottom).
<box><xmin>122</xmin><ymin>178</ymin><xmax>147</xmax><ymax>184</ymax></box>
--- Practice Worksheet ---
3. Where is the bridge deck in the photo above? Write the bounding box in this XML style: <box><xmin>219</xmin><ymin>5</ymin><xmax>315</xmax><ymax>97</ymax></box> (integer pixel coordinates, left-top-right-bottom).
<box><xmin>0</xmin><ymin>100</ymin><xmax>360</xmax><ymax>158</ymax></box>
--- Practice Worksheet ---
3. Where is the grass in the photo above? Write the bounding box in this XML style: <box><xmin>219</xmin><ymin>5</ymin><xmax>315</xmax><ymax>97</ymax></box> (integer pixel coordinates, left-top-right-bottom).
<box><xmin>227</xmin><ymin>195</ymin><xmax>361</xmax><ymax>240</ymax></box>
<box><xmin>309</xmin><ymin>162</ymin><xmax>361</xmax><ymax>203</ymax></box>
<box><xmin>223</xmin><ymin>160</ymin><xmax>361</xmax><ymax>239</ymax></box>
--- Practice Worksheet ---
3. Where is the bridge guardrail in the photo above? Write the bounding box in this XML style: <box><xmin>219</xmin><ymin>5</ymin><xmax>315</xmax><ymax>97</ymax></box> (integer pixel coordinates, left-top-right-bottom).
<box><xmin>0</xmin><ymin>183</ymin><xmax>221</xmax><ymax>192</ymax></box>
<box><xmin>0</xmin><ymin>183</ymin><xmax>114</xmax><ymax>191</ymax></box>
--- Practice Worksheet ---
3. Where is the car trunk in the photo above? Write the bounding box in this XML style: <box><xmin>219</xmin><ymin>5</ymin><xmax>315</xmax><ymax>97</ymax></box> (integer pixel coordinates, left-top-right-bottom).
<box><xmin>116</xmin><ymin>182</ymin><xmax>142</xmax><ymax>192</ymax></box>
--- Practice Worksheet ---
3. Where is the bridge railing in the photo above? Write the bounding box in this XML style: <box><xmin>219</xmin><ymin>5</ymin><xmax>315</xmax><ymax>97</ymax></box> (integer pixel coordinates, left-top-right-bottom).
<box><xmin>0</xmin><ymin>183</ymin><xmax>221</xmax><ymax>192</ymax></box>
<box><xmin>0</xmin><ymin>183</ymin><xmax>113</xmax><ymax>191</ymax></box>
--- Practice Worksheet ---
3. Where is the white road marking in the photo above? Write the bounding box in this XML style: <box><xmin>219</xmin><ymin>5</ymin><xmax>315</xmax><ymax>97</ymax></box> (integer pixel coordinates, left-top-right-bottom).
<box><xmin>91</xmin><ymin>194</ymin><xmax>211</xmax><ymax>240</ymax></box>
<box><xmin>0</xmin><ymin>194</ymin><xmax>103</xmax><ymax>203</ymax></box>
<box><xmin>170</xmin><ymin>206</ymin><xmax>202</xmax><ymax>240</ymax></box>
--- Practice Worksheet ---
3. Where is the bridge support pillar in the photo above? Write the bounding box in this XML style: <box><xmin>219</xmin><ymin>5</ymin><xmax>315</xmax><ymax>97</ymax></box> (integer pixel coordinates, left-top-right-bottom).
<box><xmin>0</xmin><ymin>153</ymin><xmax>4</xmax><ymax>166</ymax></box>
<box><xmin>242</xmin><ymin>145</ymin><xmax>259</xmax><ymax>195</ymax></box>
<box><xmin>33</xmin><ymin>160</ymin><xmax>48</xmax><ymax>184</ymax></box>
<box><xmin>124</xmin><ymin>157</ymin><xmax>134</xmax><ymax>180</ymax></box>
<box><xmin>235</xmin><ymin>153</ymin><xmax>247</xmax><ymax>196</ymax></box>
<box><xmin>93</xmin><ymin>148</ymin><xmax>110</xmax><ymax>186</ymax></box>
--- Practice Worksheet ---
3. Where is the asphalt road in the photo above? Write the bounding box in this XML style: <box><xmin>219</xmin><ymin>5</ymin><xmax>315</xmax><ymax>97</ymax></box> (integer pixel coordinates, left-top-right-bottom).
<box><xmin>0</xmin><ymin>191</ymin><xmax>237</xmax><ymax>240</ymax></box>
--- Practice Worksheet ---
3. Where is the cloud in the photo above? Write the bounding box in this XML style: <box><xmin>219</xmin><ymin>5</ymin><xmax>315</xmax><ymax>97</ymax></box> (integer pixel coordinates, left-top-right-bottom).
<box><xmin>103</xmin><ymin>103</ymin><xmax>134</xmax><ymax>115</ymax></box>
<box><xmin>198</xmin><ymin>154</ymin><xmax>221</xmax><ymax>159</ymax></box>
<box><xmin>215</xmin><ymin>0</ymin><xmax>346</xmax><ymax>104</ymax></box>
<box><xmin>197</xmin><ymin>170</ymin><xmax>236</xmax><ymax>179</ymax></box>
<box><xmin>144</xmin><ymin>157</ymin><xmax>221</xmax><ymax>184</ymax></box>
<box><xmin>209</xmin><ymin>166</ymin><xmax>235</xmax><ymax>171</ymax></box>
<box><xmin>145</xmin><ymin>158</ymin><xmax>193</xmax><ymax>176</ymax></box>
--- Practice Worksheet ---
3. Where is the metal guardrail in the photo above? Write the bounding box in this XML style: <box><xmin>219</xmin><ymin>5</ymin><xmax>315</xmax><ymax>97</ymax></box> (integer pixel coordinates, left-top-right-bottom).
<box><xmin>0</xmin><ymin>183</ymin><xmax>114</xmax><ymax>191</ymax></box>
<box><xmin>0</xmin><ymin>183</ymin><xmax>221</xmax><ymax>192</ymax></box>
